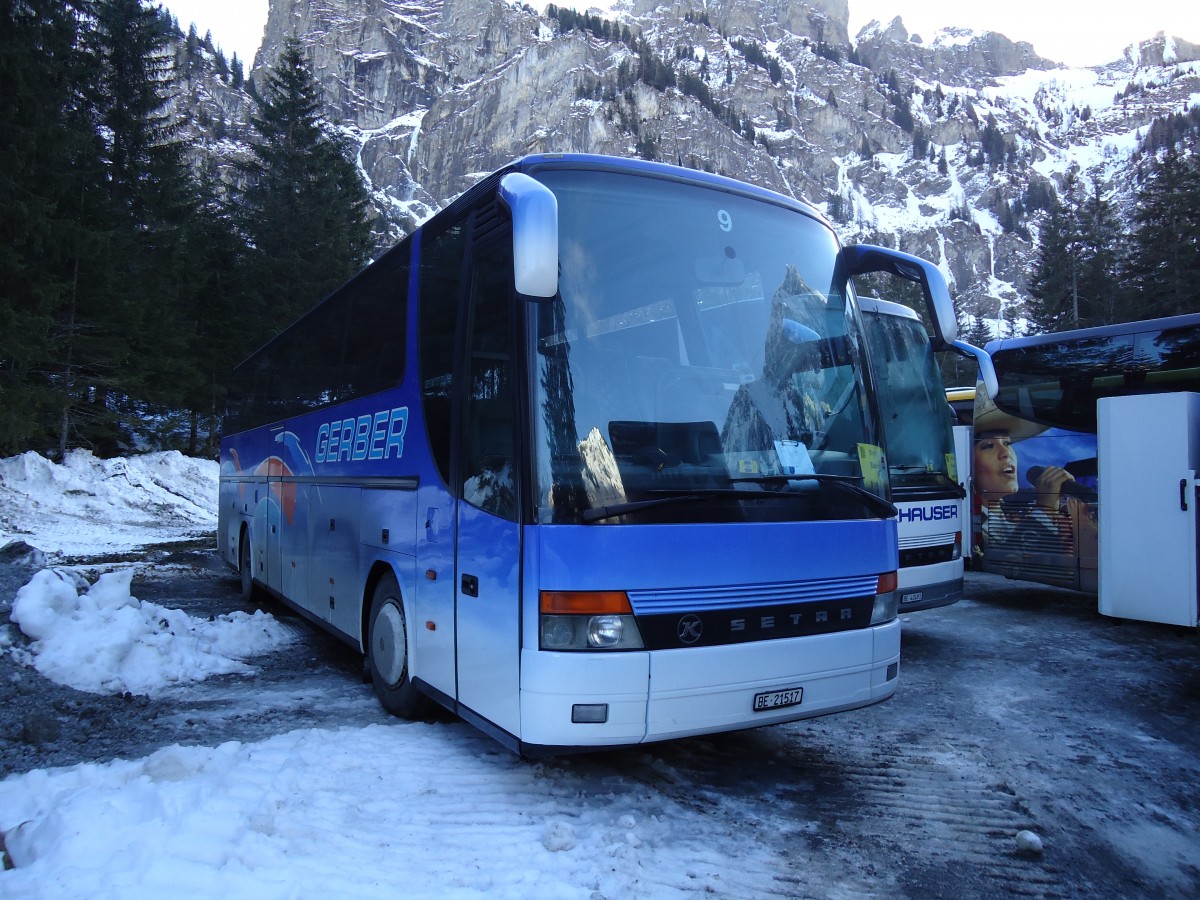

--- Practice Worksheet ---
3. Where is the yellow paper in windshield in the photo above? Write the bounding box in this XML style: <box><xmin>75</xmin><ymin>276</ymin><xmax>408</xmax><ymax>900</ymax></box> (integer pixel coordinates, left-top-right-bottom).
<box><xmin>857</xmin><ymin>443</ymin><xmax>886</xmax><ymax>495</ymax></box>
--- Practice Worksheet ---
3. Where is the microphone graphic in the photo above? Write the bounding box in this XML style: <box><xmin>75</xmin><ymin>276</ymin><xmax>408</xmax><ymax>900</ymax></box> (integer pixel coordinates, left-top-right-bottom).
<box><xmin>1026</xmin><ymin>466</ymin><xmax>1096</xmax><ymax>501</ymax></box>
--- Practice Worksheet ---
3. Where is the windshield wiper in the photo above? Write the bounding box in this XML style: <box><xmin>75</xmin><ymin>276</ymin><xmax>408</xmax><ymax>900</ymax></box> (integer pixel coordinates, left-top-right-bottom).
<box><xmin>580</xmin><ymin>486</ymin><xmax>812</xmax><ymax>523</ymax></box>
<box><xmin>728</xmin><ymin>474</ymin><xmax>858</xmax><ymax>485</ymax></box>
<box><xmin>730</xmin><ymin>474</ymin><xmax>897</xmax><ymax>517</ymax></box>
<box><xmin>580</xmin><ymin>476</ymin><xmax>897</xmax><ymax>523</ymax></box>
<box><xmin>888</xmin><ymin>470</ymin><xmax>966</xmax><ymax>499</ymax></box>
<box><xmin>581</xmin><ymin>491</ymin><xmax>723</xmax><ymax>523</ymax></box>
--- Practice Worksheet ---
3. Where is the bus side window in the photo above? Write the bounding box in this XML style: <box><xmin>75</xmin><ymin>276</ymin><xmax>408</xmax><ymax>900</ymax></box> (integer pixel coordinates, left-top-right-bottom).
<box><xmin>420</xmin><ymin>224</ymin><xmax>466</xmax><ymax>486</ymax></box>
<box><xmin>461</xmin><ymin>243</ymin><xmax>517</xmax><ymax>520</ymax></box>
<box><xmin>343</xmin><ymin>248</ymin><xmax>409</xmax><ymax>398</ymax></box>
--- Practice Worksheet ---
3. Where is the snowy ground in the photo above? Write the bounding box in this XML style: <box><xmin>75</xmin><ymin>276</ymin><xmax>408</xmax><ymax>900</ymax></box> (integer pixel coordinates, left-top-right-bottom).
<box><xmin>0</xmin><ymin>450</ymin><xmax>218</xmax><ymax>560</ymax></box>
<box><xmin>2</xmin><ymin>452</ymin><xmax>1199</xmax><ymax>897</ymax></box>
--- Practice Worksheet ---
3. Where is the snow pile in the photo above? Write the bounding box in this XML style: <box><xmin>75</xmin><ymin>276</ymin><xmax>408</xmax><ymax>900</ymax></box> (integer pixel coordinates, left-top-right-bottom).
<box><xmin>0</xmin><ymin>450</ymin><xmax>219</xmax><ymax>559</ymax></box>
<box><xmin>0</xmin><ymin>724</ymin><xmax>780</xmax><ymax>898</ymax></box>
<box><xmin>9</xmin><ymin>568</ymin><xmax>293</xmax><ymax>696</ymax></box>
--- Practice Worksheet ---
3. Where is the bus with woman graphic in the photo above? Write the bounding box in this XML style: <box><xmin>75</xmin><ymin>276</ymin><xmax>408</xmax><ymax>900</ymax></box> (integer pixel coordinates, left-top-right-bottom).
<box><xmin>973</xmin><ymin>313</ymin><xmax>1200</xmax><ymax>592</ymax></box>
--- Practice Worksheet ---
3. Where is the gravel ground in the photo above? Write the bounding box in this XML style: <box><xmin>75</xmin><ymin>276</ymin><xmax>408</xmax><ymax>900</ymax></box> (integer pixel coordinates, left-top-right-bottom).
<box><xmin>2</xmin><ymin>545</ymin><xmax>1199</xmax><ymax>896</ymax></box>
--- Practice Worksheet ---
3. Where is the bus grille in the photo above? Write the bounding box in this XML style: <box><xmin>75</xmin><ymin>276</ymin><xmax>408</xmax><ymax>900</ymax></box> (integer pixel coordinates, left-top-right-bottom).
<box><xmin>899</xmin><ymin>532</ymin><xmax>956</xmax><ymax>549</ymax></box>
<box><xmin>626</xmin><ymin>575</ymin><xmax>879</xmax><ymax>615</ymax></box>
<box><xmin>899</xmin><ymin>544</ymin><xmax>956</xmax><ymax>567</ymax></box>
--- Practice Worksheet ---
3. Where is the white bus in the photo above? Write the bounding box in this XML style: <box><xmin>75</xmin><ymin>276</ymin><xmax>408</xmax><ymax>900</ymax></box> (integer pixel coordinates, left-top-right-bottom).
<box><xmin>860</xmin><ymin>298</ymin><xmax>979</xmax><ymax>610</ymax></box>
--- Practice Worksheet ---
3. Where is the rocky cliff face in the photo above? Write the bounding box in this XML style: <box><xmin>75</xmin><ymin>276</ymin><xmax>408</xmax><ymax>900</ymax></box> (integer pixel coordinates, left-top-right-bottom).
<box><xmin>192</xmin><ymin>0</ymin><xmax>1200</xmax><ymax>323</ymax></box>
<box><xmin>853</xmin><ymin>16</ymin><xmax>1055</xmax><ymax>80</ymax></box>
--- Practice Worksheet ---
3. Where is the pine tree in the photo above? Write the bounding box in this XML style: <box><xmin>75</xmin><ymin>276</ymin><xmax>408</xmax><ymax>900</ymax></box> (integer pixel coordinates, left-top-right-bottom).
<box><xmin>1125</xmin><ymin>145</ymin><xmax>1200</xmax><ymax>320</ymax></box>
<box><xmin>1027</xmin><ymin>187</ymin><xmax>1080</xmax><ymax>333</ymax></box>
<box><xmin>2</xmin><ymin>0</ymin><xmax>241</xmax><ymax>457</ymax></box>
<box><xmin>1028</xmin><ymin>171</ymin><xmax>1125</xmax><ymax>331</ymax></box>
<box><xmin>1026</xmin><ymin>168</ymin><xmax>1127</xmax><ymax>332</ymax></box>
<box><xmin>964</xmin><ymin>312</ymin><xmax>995</xmax><ymax>350</ymax></box>
<box><xmin>1075</xmin><ymin>178</ymin><xmax>1123</xmax><ymax>325</ymax></box>
<box><xmin>93</xmin><ymin>0</ymin><xmax>184</xmax><ymax>217</ymax></box>
<box><xmin>178</xmin><ymin>163</ymin><xmax>254</xmax><ymax>454</ymax></box>
<box><xmin>0</xmin><ymin>0</ymin><xmax>94</xmax><ymax>454</ymax></box>
<box><xmin>64</xmin><ymin>0</ymin><xmax>198</xmax><ymax>453</ymax></box>
<box><xmin>238</xmin><ymin>36</ymin><xmax>374</xmax><ymax>335</ymax></box>
<box><xmin>184</xmin><ymin>22</ymin><xmax>199</xmax><ymax>73</ymax></box>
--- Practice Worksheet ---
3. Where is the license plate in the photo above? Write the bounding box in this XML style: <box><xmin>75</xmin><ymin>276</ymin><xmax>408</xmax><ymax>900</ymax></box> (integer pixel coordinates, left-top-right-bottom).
<box><xmin>753</xmin><ymin>687</ymin><xmax>803</xmax><ymax>712</ymax></box>
<box><xmin>901</xmin><ymin>591</ymin><xmax>924</xmax><ymax>605</ymax></box>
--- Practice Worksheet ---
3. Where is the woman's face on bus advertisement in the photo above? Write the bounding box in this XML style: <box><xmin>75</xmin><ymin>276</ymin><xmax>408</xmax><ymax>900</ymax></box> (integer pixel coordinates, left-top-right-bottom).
<box><xmin>974</xmin><ymin>432</ymin><xmax>1018</xmax><ymax>496</ymax></box>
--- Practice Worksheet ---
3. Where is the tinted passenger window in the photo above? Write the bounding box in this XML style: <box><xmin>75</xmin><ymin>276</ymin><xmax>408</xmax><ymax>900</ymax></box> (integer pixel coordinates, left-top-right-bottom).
<box><xmin>226</xmin><ymin>246</ymin><xmax>411</xmax><ymax>434</ymax></box>
<box><xmin>343</xmin><ymin>247</ymin><xmax>409</xmax><ymax>398</ymax></box>
<box><xmin>419</xmin><ymin>223</ymin><xmax>467</xmax><ymax>485</ymax></box>
<box><xmin>461</xmin><ymin>243</ymin><xmax>517</xmax><ymax>520</ymax></box>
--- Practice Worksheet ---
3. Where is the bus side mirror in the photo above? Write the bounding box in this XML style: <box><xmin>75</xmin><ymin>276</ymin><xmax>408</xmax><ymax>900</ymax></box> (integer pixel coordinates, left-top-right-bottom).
<box><xmin>949</xmin><ymin>339</ymin><xmax>999</xmax><ymax>402</ymax></box>
<box><xmin>841</xmin><ymin>244</ymin><xmax>957</xmax><ymax>343</ymax></box>
<box><xmin>840</xmin><ymin>243</ymin><xmax>998</xmax><ymax>399</ymax></box>
<box><xmin>499</xmin><ymin>172</ymin><xmax>558</xmax><ymax>299</ymax></box>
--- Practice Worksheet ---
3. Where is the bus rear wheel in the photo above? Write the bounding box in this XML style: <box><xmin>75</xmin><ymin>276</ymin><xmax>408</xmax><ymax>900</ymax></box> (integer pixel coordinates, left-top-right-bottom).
<box><xmin>367</xmin><ymin>573</ymin><xmax>432</xmax><ymax>719</ymax></box>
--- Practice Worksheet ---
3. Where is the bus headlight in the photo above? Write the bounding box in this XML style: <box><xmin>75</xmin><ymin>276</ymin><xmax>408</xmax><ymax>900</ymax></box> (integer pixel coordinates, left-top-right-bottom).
<box><xmin>540</xmin><ymin>614</ymin><xmax>644</xmax><ymax>650</ymax></box>
<box><xmin>540</xmin><ymin>615</ymin><xmax>579</xmax><ymax>649</ymax></box>
<box><xmin>539</xmin><ymin>592</ymin><xmax>645</xmax><ymax>651</ymax></box>
<box><xmin>870</xmin><ymin>593</ymin><xmax>898</xmax><ymax>625</ymax></box>
<box><xmin>870</xmin><ymin>571</ymin><xmax>898</xmax><ymax>625</ymax></box>
<box><xmin>588</xmin><ymin>614</ymin><xmax>640</xmax><ymax>648</ymax></box>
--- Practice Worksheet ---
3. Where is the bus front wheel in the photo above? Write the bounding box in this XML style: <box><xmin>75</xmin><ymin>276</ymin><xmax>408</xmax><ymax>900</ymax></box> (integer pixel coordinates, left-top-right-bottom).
<box><xmin>238</xmin><ymin>533</ymin><xmax>257</xmax><ymax>603</ymax></box>
<box><xmin>367</xmin><ymin>573</ymin><xmax>432</xmax><ymax>719</ymax></box>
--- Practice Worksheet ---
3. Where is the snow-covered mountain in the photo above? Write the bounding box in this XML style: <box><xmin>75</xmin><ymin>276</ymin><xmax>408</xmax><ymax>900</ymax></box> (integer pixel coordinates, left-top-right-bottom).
<box><xmin>185</xmin><ymin>0</ymin><xmax>1200</xmax><ymax>323</ymax></box>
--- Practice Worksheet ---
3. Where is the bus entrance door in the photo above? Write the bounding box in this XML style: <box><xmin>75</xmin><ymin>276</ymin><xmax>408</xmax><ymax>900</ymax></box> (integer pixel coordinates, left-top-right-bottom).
<box><xmin>455</xmin><ymin>508</ymin><xmax>521</xmax><ymax>737</ymax></box>
<box><xmin>453</xmin><ymin>239</ymin><xmax>522</xmax><ymax>737</ymax></box>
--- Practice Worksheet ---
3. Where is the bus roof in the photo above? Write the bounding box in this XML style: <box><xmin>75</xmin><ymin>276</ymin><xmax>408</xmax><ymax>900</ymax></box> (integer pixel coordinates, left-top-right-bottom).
<box><xmin>984</xmin><ymin>312</ymin><xmax>1200</xmax><ymax>355</ymax></box>
<box><xmin>857</xmin><ymin>295</ymin><xmax>920</xmax><ymax>321</ymax></box>
<box><xmin>511</xmin><ymin>153</ymin><xmax>826</xmax><ymax>223</ymax></box>
<box><xmin>984</xmin><ymin>312</ymin><xmax>1200</xmax><ymax>433</ymax></box>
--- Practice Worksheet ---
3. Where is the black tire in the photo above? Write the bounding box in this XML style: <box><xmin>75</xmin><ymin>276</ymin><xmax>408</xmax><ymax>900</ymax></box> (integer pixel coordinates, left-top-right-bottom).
<box><xmin>238</xmin><ymin>531</ymin><xmax>257</xmax><ymax>603</ymax></box>
<box><xmin>366</xmin><ymin>572</ymin><xmax>432</xmax><ymax>719</ymax></box>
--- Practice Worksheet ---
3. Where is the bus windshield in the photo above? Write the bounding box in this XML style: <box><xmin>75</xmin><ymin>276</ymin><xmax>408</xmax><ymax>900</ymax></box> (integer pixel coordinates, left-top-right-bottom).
<box><xmin>860</xmin><ymin>305</ymin><xmax>958</xmax><ymax>493</ymax></box>
<box><xmin>529</xmin><ymin>169</ymin><xmax>884</xmax><ymax>524</ymax></box>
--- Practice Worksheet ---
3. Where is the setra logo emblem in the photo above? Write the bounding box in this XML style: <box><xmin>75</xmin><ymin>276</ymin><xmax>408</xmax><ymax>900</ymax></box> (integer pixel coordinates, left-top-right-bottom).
<box><xmin>677</xmin><ymin>614</ymin><xmax>704</xmax><ymax>645</ymax></box>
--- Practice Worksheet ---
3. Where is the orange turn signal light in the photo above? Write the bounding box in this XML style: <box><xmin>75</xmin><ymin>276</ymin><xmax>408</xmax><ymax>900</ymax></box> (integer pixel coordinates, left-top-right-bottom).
<box><xmin>540</xmin><ymin>590</ymin><xmax>632</xmax><ymax>615</ymax></box>
<box><xmin>876</xmin><ymin>571</ymin><xmax>898</xmax><ymax>594</ymax></box>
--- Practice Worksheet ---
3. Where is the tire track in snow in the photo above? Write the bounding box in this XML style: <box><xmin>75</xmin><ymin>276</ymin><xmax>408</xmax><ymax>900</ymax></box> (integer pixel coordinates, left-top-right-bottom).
<box><xmin>780</xmin><ymin>741</ymin><xmax>1068</xmax><ymax>897</ymax></box>
<box><xmin>613</xmin><ymin>732</ymin><xmax>1067</xmax><ymax>898</ymax></box>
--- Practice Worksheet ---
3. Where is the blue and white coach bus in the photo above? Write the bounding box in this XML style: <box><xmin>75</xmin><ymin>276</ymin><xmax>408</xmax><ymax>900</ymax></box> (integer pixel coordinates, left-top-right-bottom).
<box><xmin>218</xmin><ymin>154</ymin><xmax>994</xmax><ymax>755</ymax></box>
<box><xmin>859</xmin><ymin>297</ymin><xmax>975</xmax><ymax>611</ymax></box>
